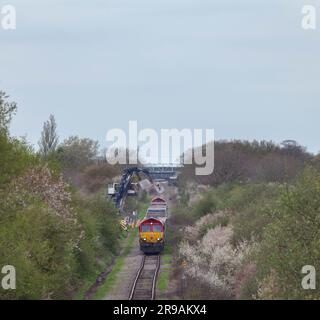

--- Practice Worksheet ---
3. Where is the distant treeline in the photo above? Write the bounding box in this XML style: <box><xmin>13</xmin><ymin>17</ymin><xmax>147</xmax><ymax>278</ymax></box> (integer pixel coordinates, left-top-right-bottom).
<box><xmin>180</xmin><ymin>139</ymin><xmax>316</xmax><ymax>186</ymax></box>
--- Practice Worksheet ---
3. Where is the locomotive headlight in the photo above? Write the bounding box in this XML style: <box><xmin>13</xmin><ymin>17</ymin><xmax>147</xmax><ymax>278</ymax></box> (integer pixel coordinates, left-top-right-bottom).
<box><xmin>143</xmin><ymin>238</ymin><xmax>147</xmax><ymax>241</ymax></box>
<box><xmin>157</xmin><ymin>237</ymin><xmax>162</xmax><ymax>241</ymax></box>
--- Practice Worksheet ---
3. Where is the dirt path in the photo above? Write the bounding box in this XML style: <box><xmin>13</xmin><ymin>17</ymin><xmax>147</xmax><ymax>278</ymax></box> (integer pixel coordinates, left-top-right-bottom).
<box><xmin>103</xmin><ymin>235</ymin><xmax>143</xmax><ymax>300</ymax></box>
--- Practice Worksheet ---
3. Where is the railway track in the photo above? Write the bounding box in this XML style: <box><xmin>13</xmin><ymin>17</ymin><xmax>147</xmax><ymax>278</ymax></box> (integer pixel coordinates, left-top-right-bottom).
<box><xmin>129</xmin><ymin>254</ymin><xmax>161</xmax><ymax>300</ymax></box>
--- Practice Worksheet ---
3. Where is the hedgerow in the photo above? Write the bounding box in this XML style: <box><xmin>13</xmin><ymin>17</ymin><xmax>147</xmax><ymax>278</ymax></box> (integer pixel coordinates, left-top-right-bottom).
<box><xmin>0</xmin><ymin>92</ymin><xmax>120</xmax><ymax>299</ymax></box>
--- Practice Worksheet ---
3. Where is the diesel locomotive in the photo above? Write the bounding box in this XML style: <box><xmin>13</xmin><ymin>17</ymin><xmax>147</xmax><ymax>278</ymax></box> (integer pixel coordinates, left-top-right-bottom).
<box><xmin>139</xmin><ymin>197</ymin><xmax>168</xmax><ymax>253</ymax></box>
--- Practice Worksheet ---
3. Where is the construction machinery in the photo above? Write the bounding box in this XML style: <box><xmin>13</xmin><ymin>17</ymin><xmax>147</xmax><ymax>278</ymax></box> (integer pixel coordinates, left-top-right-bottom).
<box><xmin>107</xmin><ymin>167</ymin><xmax>155</xmax><ymax>215</ymax></box>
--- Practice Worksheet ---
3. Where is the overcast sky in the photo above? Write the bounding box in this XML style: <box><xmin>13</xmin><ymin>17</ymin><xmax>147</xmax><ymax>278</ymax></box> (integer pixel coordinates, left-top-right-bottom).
<box><xmin>0</xmin><ymin>0</ymin><xmax>319</xmax><ymax>155</ymax></box>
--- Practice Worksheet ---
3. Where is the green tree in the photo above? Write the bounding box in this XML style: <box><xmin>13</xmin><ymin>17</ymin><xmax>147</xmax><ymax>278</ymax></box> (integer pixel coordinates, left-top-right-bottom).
<box><xmin>38</xmin><ymin>114</ymin><xmax>59</xmax><ymax>158</ymax></box>
<box><xmin>0</xmin><ymin>92</ymin><xmax>37</xmax><ymax>185</ymax></box>
<box><xmin>57</xmin><ymin>136</ymin><xmax>99</xmax><ymax>170</ymax></box>
<box><xmin>256</xmin><ymin>167</ymin><xmax>320</xmax><ymax>299</ymax></box>
<box><xmin>0</xmin><ymin>91</ymin><xmax>17</xmax><ymax>133</ymax></box>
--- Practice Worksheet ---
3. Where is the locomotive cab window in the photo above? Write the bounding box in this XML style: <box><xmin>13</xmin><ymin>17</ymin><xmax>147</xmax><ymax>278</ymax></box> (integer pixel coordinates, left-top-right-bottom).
<box><xmin>153</xmin><ymin>224</ymin><xmax>163</xmax><ymax>232</ymax></box>
<box><xmin>141</xmin><ymin>224</ymin><xmax>151</xmax><ymax>232</ymax></box>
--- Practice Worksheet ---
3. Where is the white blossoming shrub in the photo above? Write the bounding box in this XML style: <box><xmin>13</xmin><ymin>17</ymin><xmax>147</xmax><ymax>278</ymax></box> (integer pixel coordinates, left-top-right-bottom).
<box><xmin>179</xmin><ymin>224</ymin><xmax>254</xmax><ymax>298</ymax></box>
<box><xmin>184</xmin><ymin>211</ymin><xmax>230</xmax><ymax>243</ymax></box>
<box><xmin>254</xmin><ymin>269</ymin><xmax>279</xmax><ymax>300</ymax></box>
<box><xmin>11</xmin><ymin>165</ymin><xmax>75</xmax><ymax>220</ymax></box>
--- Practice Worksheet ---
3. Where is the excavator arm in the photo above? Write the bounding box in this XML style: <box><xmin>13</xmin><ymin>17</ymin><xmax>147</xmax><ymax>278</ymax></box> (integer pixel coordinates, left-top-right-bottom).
<box><xmin>109</xmin><ymin>167</ymin><xmax>154</xmax><ymax>214</ymax></box>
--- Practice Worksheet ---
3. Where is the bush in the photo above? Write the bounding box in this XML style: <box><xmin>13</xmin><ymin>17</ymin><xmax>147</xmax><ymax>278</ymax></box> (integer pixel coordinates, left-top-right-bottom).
<box><xmin>193</xmin><ymin>183</ymin><xmax>281</xmax><ymax>244</ymax></box>
<box><xmin>176</xmin><ymin>158</ymin><xmax>319</xmax><ymax>299</ymax></box>
<box><xmin>72</xmin><ymin>192</ymin><xmax>120</xmax><ymax>279</ymax></box>
<box><xmin>255</xmin><ymin>167</ymin><xmax>320</xmax><ymax>299</ymax></box>
<box><xmin>0</xmin><ymin>164</ymin><xmax>82</xmax><ymax>299</ymax></box>
<box><xmin>81</xmin><ymin>163</ymin><xmax>120</xmax><ymax>192</ymax></box>
<box><xmin>0</xmin><ymin>204</ymin><xmax>77</xmax><ymax>299</ymax></box>
<box><xmin>0</xmin><ymin>134</ymin><xmax>39</xmax><ymax>185</ymax></box>
<box><xmin>175</xmin><ymin>182</ymin><xmax>282</xmax><ymax>299</ymax></box>
<box><xmin>179</xmin><ymin>225</ymin><xmax>255</xmax><ymax>299</ymax></box>
<box><xmin>191</xmin><ymin>193</ymin><xmax>217</xmax><ymax>219</ymax></box>
<box><xmin>0</xmin><ymin>164</ymin><xmax>120</xmax><ymax>299</ymax></box>
<box><xmin>184</xmin><ymin>211</ymin><xmax>230</xmax><ymax>243</ymax></box>
<box><xmin>57</xmin><ymin>136</ymin><xmax>99</xmax><ymax>170</ymax></box>
<box><xmin>230</xmin><ymin>184</ymin><xmax>280</xmax><ymax>244</ymax></box>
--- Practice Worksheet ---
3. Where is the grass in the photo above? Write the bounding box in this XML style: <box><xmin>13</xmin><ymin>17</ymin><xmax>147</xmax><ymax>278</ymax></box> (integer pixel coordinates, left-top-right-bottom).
<box><xmin>156</xmin><ymin>199</ymin><xmax>175</xmax><ymax>296</ymax></box>
<box><xmin>91</xmin><ymin>228</ymin><xmax>137</xmax><ymax>300</ymax></box>
<box><xmin>73</xmin><ymin>273</ymin><xmax>102</xmax><ymax>300</ymax></box>
<box><xmin>157</xmin><ymin>268</ymin><xmax>170</xmax><ymax>292</ymax></box>
<box><xmin>73</xmin><ymin>251</ymin><xmax>115</xmax><ymax>300</ymax></box>
<box><xmin>138</xmin><ymin>201</ymin><xmax>149</xmax><ymax>219</ymax></box>
<box><xmin>157</xmin><ymin>243</ymin><xmax>173</xmax><ymax>295</ymax></box>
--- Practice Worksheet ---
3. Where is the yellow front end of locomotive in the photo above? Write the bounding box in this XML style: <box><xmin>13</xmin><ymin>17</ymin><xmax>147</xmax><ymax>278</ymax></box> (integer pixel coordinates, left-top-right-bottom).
<box><xmin>140</xmin><ymin>232</ymin><xmax>164</xmax><ymax>244</ymax></box>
